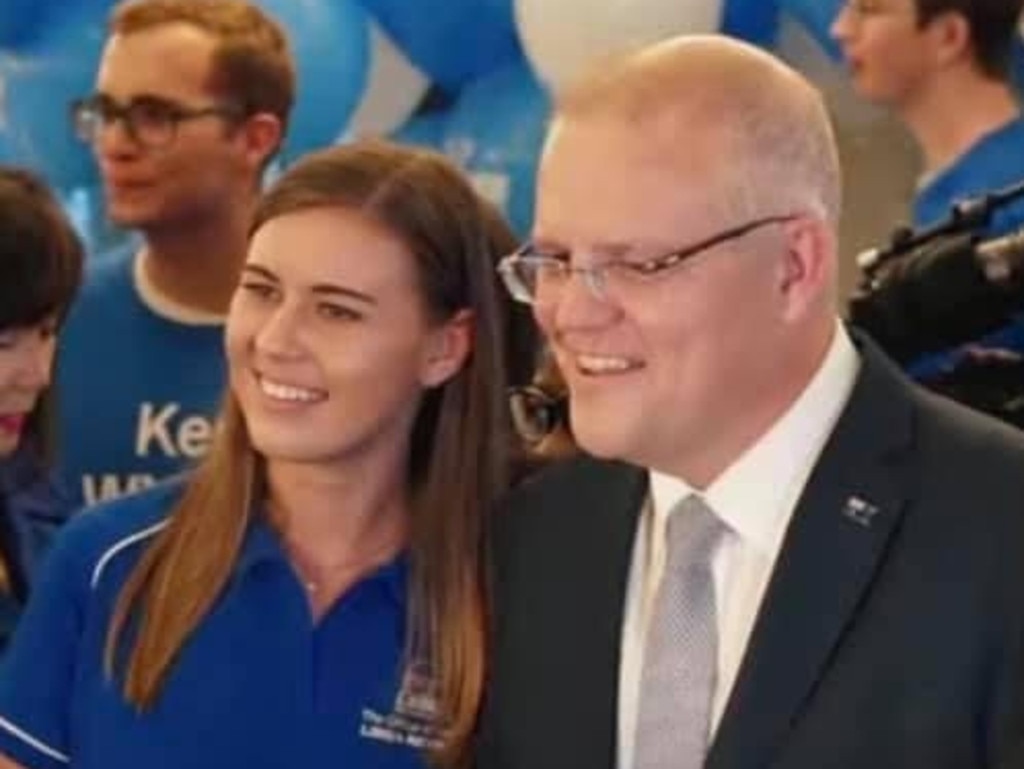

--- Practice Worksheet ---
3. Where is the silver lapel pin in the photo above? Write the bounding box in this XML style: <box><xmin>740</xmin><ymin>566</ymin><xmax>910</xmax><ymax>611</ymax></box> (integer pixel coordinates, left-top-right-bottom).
<box><xmin>843</xmin><ymin>495</ymin><xmax>881</xmax><ymax>528</ymax></box>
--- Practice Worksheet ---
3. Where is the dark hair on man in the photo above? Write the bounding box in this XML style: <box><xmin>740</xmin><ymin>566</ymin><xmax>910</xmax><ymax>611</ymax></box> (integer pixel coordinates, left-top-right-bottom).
<box><xmin>915</xmin><ymin>0</ymin><xmax>1024</xmax><ymax>79</ymax></box>
<box><xmin>110</xmin><ymin>0</ymin><xmax>296</xmax><ymax>140</ymax></box>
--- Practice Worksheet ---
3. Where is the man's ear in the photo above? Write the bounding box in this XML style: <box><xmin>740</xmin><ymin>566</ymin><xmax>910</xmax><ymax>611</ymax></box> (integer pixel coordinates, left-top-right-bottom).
<box><xmin>777</xmin><ymin>215</ymin><xmax>836</xmax><ymax>322</ymax></box>
<box><xmin>421</xmin><ymin>309</ymin><xmax>474</xmax><ymax>388</ymax></box>
<box><xmin>238</xmin><ymin>112</ymin><xmax>284</xmax><ymax>171</ymax></box>
<box><xmin>927</xmin><ymin>10</ymin><xmax>972</xmax><ymax>69</ymax></box>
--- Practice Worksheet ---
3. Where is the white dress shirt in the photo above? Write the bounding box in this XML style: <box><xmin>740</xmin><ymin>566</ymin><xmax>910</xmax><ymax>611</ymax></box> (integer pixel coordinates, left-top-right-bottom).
<box><xmin>617</xmin><ymin>323</ymin><xmax>860</xmax><ymax>769</ymax></box>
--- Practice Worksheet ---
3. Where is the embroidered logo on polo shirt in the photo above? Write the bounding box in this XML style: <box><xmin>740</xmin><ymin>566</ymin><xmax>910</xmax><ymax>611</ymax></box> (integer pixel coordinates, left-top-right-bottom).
<box><xmin>359</xmin><ymin>662</ymin><xmax>445</xmax><ymax>750</ymax></box>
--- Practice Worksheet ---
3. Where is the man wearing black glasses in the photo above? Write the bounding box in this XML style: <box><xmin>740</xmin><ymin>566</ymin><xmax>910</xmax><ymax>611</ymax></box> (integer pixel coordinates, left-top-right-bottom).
<box><xmin>55</xmin><ymin>0</ymin><xmax>294</xmax><ymax>508</ymax></box>
<box><xmin>478</xmin><ymin>34</ymin><xmax>1024</xmax><ymax>769</ymax></box>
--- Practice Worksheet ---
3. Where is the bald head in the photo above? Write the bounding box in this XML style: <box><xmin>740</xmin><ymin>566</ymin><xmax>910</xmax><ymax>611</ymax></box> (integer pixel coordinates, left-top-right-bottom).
<box><xmin>555</xmin><ymin>35</ymin><xmax>842</xmax><ymax>227</ymax></box>
<box><xmin>530</xmin><ymin>36</ymin><xmax>844</xmax><ymax>482</ymax></box>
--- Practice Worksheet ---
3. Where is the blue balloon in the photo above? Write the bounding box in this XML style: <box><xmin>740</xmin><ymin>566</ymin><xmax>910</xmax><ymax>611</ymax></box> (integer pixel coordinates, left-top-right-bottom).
<box><xmin>0</xmin><ymin>2</ymin><xmax>44</xmax><ymax>47</ymax></box>
<box><xmin>442</xmin><ymin>60</ymin><xmax>551</xmax><ymax>236</ymax></box>
<box><xmin>1</xmin><ymin>0</ymin><xmax>370</xmax><ymax>185</ymax></box>
<box><xmin>4</xmin><ymin>0</ymin><xmax>105</xmax><ymax>47</ymax></box>
<box><xmin>359</xmin><ymin>0</ymin><xmax>521</xmax><ymax>92</ymax></box>
<box><xmin>254</xmin><ymin>0</ymin><xmax>370</xmax><ymax>158</ymax></box>
<box><xmin>722</xmin><ymin>0</ymin><xmax>782</xmax><ymax>47</ymax></box>
<box><xmin>781</xmin><ymin>0</ymin><xmax>844</xmax><ymax>60</ymax></box>
<box><xmin>389</xmin><ymin>108</ymin><xmax>449</xmax><ymax>150</ymax></box>
<box><xmin>0</xmin><ymin>9</ymin><xmax>106</xmax><ymax>190</ymax></box>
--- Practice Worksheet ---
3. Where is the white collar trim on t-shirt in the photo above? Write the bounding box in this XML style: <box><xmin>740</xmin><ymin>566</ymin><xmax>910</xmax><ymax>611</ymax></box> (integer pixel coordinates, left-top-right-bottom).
<box><xmin>133</xmin><ymin>251</ymin><xmax>226</xmax><ymax>327</ymax></box>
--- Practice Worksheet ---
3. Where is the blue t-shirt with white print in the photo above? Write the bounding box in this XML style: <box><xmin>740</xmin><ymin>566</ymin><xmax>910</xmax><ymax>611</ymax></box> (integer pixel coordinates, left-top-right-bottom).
<box><xmin>55</xmin><ymin>247</ymin><xmax>226</xmax><ymax>508</ymax></box>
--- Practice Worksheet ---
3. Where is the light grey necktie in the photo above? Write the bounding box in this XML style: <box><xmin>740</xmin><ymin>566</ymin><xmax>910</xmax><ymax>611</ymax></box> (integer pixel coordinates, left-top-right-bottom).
<box><xmin>633</xmin><ymin>494</ymin><xmax>725</xmax><ymax>769</ymax></box>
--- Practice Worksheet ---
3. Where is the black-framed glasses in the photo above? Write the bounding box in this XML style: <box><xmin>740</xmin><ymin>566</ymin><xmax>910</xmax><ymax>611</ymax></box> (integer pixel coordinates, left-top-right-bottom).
<box><xmin>69</xmin><ymin>93</ymin><xmax>242</xmax><ymax>149</ymax></box>
<box><xmin>497</xmin><ymin>214</ymin><xmax>797</xmax><ymax>305</ymax></box>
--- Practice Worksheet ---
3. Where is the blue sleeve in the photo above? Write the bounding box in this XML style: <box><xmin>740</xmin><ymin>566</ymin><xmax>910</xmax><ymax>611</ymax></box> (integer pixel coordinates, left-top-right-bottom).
<box><xmin>0</xmin><ymin>520</ymin><xmax>86</xmax><ymax>769</ymax></box>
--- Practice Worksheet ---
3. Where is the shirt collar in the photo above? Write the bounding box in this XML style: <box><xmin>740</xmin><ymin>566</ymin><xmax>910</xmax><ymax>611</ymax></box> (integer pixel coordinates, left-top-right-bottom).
<box><xmin>235</xmin><ymin>512</ymin><xmax>410</xmax><ymax>607</ymax></box>
<box><xmin>235</xmin><ymin>514</ymin><xmax>283</xmax><ymax>575</ymax></box>
<box><xmin>133</xmin><ymin>250</ymin><xmax>225</xmax><ymax>326</ymax></box>
<box><xmin>649</xmin><ymin>321</ymin><xmax>860</xmax><ymax>555</ymax></box>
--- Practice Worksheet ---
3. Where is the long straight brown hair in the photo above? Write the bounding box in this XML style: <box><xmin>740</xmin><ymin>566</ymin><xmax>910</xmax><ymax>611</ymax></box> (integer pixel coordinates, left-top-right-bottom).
<box><xmin>104</xmin><ymin>140</ymin><xmax>511</xmax><ymax>766</ymax></box>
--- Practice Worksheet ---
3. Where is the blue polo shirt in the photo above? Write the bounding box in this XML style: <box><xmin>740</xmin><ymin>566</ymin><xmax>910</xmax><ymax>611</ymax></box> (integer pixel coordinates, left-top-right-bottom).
<box><xmin>0</xmin><ymin>481</ymin><xmax>437</xmax><ymax>769</ymax></box>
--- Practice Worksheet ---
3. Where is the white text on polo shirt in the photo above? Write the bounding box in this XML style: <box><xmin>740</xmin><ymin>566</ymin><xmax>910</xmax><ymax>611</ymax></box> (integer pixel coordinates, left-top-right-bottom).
<box><xmin>359</xmin><ymin>708</ymin><xmax>443</xmax><ymax>750</ymax></box>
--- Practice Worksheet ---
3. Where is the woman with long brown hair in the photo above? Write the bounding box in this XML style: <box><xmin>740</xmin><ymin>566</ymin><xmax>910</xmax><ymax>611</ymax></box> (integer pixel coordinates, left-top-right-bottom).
<box><xmin>0</xmin><ymin>141</ymin><xmax>509</xmax><ymax>769</ymax></box>
<box><xmin>0</xmin><ymin>167</ymin><xmax>82</xmax><ymax>654</ymax></box>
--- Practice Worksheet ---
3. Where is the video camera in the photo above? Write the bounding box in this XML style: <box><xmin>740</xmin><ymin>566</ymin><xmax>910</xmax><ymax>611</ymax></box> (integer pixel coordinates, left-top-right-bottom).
<box><xmin>849</xmin><ymin>178</ymin><xmax>1024</xmax><ymax>364</ymax></box>
<box><xmin>848</xmin><ymin>178</ymin><xmax>1024</xmax><ymax>429</ymax></box>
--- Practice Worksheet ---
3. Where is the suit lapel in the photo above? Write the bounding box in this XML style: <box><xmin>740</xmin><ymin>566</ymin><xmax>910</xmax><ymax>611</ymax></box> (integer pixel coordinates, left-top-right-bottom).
<box><xmin>707</xmin><ymin>341</ymin><xmax>916</xmax><ymax>769</ymax></box>
<box><xmin>564</xmin><ymin>460</ymin><xmax>648</xmax><ymax>769</ymax></box>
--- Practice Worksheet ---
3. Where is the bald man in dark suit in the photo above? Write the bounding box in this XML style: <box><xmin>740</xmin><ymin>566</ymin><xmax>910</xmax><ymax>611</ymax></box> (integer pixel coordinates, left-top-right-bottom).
<box><xmin>478</xmin><ymin>34</ymin><xmax>1024</xmax><ymax>769</ymax></box>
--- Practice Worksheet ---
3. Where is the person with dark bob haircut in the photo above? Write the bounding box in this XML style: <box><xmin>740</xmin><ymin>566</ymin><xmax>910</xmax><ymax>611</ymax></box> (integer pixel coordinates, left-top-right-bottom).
<box><xmin>0</xmin><ymin>166</ymin><xmax>83</xmax><ymax>654</ymax></box>
<box><xmin>0</xmin><ymin>140</ymin><xmax>510</xmax><ymax>769</ymax></box>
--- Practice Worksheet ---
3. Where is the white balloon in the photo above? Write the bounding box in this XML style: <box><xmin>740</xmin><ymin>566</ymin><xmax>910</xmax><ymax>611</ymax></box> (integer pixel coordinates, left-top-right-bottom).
<box><xmin>346</xmin><ymin>22</ymin><xmax>429</xmax><ymax>138</ymax></box>
<box><xmin>515</xmin><ymin>0</ymin><xmax>723</xmax><ymax>91</ymax></box>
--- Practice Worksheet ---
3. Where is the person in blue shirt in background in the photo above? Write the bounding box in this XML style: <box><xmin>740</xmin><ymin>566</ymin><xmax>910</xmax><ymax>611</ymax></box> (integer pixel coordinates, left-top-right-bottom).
<box><xmin>0</xmin><ymin>168</ymin><xmax>83</xmax><ymax>654</ymax></box>
<box><xmin>832</xmin><ymin>0</ymin><xmax>1024</xmax><ymax>384</ymax></box>
<box><xmin>57</xmin><ymin>0</ymin><xmax>293</xmax><ymax>509</ymax></box>
<box><xmin>0</xmin><ymin>140</ymin><xmax>512</xmax><ymax>769</ymax></box>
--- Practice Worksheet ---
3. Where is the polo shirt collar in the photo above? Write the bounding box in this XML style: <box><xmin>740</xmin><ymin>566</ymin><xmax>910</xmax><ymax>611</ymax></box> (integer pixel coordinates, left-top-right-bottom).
<box><xmin>234</xmin><ymin>512</ymin><xmax>410</xmax><ymax>607</ymax></box>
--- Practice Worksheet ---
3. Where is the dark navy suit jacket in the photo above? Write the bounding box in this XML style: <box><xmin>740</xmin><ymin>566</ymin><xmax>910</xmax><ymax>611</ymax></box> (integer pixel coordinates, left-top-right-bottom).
<box><xmin>478</xmin><ymin>340</ymin><xmax>1024</xmax><ymax>769</ymax></box>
